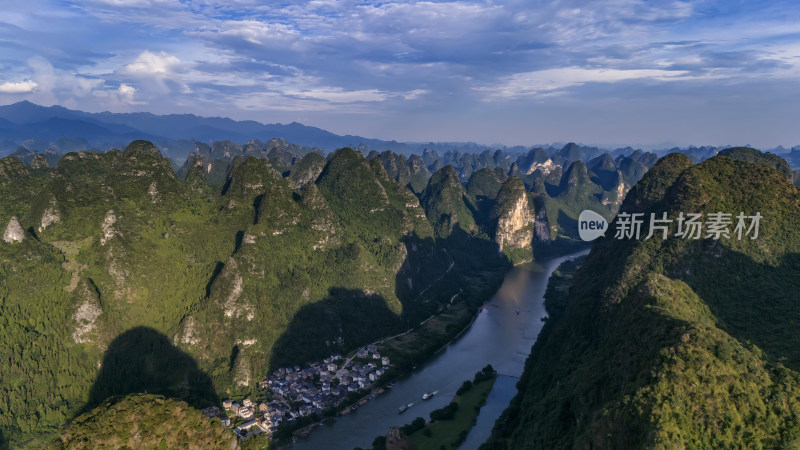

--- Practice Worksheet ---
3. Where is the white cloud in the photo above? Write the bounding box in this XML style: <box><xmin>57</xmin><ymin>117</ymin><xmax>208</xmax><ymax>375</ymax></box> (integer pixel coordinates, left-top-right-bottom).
<box><xmin>480</xmin><ymin>67</ymin><xmax>690</xmax><ymax>99</ymax></box>
<box><xmin>124</xmin><ymin>50</ymin><xmax>181</xmax><ymax>75</ymax></box>
<box><xmin>215</xmin><ymin>20</ymin><xmax>299</xmax><ymax>46</ymax></box>
<box><xmin>116</xmin><ymin>83</ymin><xmax>140</xmax><ymax>104</ymax></box>
<box><xmin>285</xmin><ymin>87</ymin><xmax>388</xmax><ymax>103</ymax></box>
<box><xmin>403</xmin><ymin>89</ymin><xmax>428</xmax><ymax>100</ymax></box>
<box><xmin>0</xmin><ymin>80</ymin><xmax>37</xmax><ymax>93</ymax></box>
<box><xmin>120</xmin><ymin>50</ymin><xmax>192</xmax><ymax>94</ymax></box>
<box><xmin>24</xmin><ymin>56</ymin><xmax>104</xmax><ymax>105</ymax></box>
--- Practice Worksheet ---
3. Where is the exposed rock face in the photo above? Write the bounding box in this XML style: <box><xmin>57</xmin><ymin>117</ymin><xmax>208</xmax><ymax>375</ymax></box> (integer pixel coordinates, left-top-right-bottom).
<box><xmin>39</xmin><ymin>196</ymin><xmax>61</xmax><ymax>232</ymax></box>
<box><xmin>614</xmin><ymin>176</ymin><xmax>627</xmax><ymax>204</ymax></box>
<box><xmin>534</xmin><ymin>207</ymin><xmax>551</xmax><ymax>242</ymax></box>
<box><xmin>527</xmin><ymin>158</ymin><xmax>557</xmax><ymax>175</ymax></box>
<box><xmin>601</xmin><ymin>171</ymin><xmax>628</xmax><ymax>206</ymax></box>
<box><xmin>496</xmin><ymin>193</ymin><xmax>534</xmax><ymax>250</ymax></box>
<box><xmin>0</xmin><ymin>157</ymin><xmax>30</xmax><ymax>182</ymax></box>
<box><xmin>220</xmin><ymin>269</ymin><xmax>255</xmax><ymax>321</ymax></box>
<box><xmin>289</xmin><ymin>152</ymin><xmax>326</xmax><ymax>189</ymax></box>
<box><xmin>493</xmin><ymin>177</ymin><xmax>534</xmax><ymax>252</ymax></box>
<box><xmin>30</xmin><ymin>154</ymin><xmax>49</xmax><ymax>169</ymax></box>
<box><xmin>72</xmin><ymin>279</ymin><xmax>103</xmax><ymax>344</ymax></box>
<box><xmin>148</xmin><ymin>181</ymin><xmax>159</xmax><ymax>203</ymax></box>
<box><xmin>100</xmin><ymin>210</ymin><xmax>117</xmax><ymax>245</ymax></box>
<box><xmin>175</xmin><ymin>315</ymin><xmax>200</xmax><ymax>346</ymax></box>
<box><xmin>3</xmin><ymin>216</ymin><xmax>24</xmax><ymax>243</ymax></box>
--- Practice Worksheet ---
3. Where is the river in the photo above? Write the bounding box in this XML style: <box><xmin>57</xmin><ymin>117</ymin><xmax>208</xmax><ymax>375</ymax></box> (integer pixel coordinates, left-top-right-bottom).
<box><xmin>292</xmin><ymin>249</ymin><xmax>589</xmax><ymax>450</ymax></box>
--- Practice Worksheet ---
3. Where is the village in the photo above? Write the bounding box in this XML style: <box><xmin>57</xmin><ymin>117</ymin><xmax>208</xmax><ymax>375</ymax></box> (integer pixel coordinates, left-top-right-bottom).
<box><xmin>201</xmin><ymin>344</ymin><xmax>391</xmax><ymax>440</ymax></box>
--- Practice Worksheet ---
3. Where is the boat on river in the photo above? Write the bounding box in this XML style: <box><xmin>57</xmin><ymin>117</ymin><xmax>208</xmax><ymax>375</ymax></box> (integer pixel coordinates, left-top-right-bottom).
<box><xmin>397</xmin><ymin>402</ymin><xmax>414</xmax><ymax>413</ymax></box>
<box><xmin>422</xmin><ymin>390</ymin><xmax>439</xmax><ymax>400</ymax></box>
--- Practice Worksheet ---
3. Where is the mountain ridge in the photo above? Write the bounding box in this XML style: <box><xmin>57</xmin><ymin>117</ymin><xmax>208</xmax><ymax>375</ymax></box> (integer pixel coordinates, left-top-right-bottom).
<box><xmin>483</xmin><ymin>148</ymin><xmax>800</xmax><ymax>449</ymax></box>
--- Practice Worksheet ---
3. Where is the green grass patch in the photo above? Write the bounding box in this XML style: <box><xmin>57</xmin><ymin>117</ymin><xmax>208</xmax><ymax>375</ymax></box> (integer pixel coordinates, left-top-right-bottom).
<box><xmin>407</xmin><ymin>375</ymin><xmax>496</xmax><ymax>450</ymax></box>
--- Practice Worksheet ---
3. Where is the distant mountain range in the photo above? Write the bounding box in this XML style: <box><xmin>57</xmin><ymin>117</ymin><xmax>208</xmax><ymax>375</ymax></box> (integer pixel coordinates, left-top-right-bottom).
<box><xmin>0</xmin><ymin>101</ymin><xmax>422</xmax><ymax>158</ymax></box>
<box><xmin>2</xmin><ymin>101</ymin><xmax>797</xmax><ymax>164</ymax></box>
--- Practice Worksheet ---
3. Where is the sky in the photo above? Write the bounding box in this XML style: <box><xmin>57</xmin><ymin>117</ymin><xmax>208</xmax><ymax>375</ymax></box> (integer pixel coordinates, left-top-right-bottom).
<box><xmin>0</xmin><ymin>0</ymin><xmax>799</xmax><ymax>148</ymax></box>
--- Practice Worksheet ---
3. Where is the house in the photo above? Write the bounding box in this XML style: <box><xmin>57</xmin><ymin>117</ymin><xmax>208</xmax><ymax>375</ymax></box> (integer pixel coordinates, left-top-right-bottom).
<box><xmin>242</xmin><ymin>398</ymin><xmax>253</xmax><ymax>408</ymax></box>
<box><xmin>367</xmin><ymin>344</ymin><xmax>378</xmax><ymax>353</ymax></box>
<box><xmin>255</xmin><ymin>418</ymin><xmax>270</xmax><ymax>433</ymax></box>
<box><xmin>372</xmin><ymin>352</ymin><xmax>381</xmax><ymax>360</ymax></box>
<box><xmin>356</xmin><ymin>348</ymin><xmax>368</xmax><ymax>358</ymax></box>
<box><xmin>239</xmin><ymin>406</ymin><xmax>255</xmax><ymax>420</ymax></box>
<box><xmin>235</xmin><ymin>419</ymin><xmax>265</xmax><ymax>437</ymax></box>
<box><xmin>222</xmin><ymin>399</ymin><xmax>234</xmax><ymax>410</ymax></box>
<box><xmin>327</xmin><ymin>363</ymin><xmax>337</xmax><ymax>371</ymax></box>
<box><xmin>369</xmin><ymin>372</ymin><xmax>378</xmax><ymax>382</ymax></box>
<box><xmin>382</xmin><ymin>356</ymin><xmax>390</xmax><ymax>365</ymax></box>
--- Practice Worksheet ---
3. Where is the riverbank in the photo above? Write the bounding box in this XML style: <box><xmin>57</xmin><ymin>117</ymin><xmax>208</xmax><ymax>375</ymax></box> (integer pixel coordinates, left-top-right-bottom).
<box><xmin>405</xmin><ymin>372</ymin><xmax>497</xmax><ymax>449</ymax></box>
<box><xmin>286</xmin><ymin>249</ymin><xmax>590</xmax><ymax>450</ymax></box>
<box><xmin>261</xmin><ymin>267</ymin><xmax>507</xmax><ymax>448</ymax></box>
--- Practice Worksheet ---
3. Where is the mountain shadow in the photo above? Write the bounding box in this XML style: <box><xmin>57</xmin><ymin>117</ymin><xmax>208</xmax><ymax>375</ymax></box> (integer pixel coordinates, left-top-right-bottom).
<box><xmin>677</xmin><ymin>247</ymin><xmax>800</xmax><ymax>371</ymax></box>
<box><xmin>269</xmin><ymin>226</ymin><xmax>511</xmax><ymax>372</ymax></box>
<box><xmin>269</xmin><ymin>288</ymin><xmax>404</xmax><ymax>370</ymax></box>
<box><xmin>85</xmin><ymin>326</ymin><xmax>220</xmax><ymax>412</ymax></box>
<box><xmin>0</xmin><ymin>428</ymin><xmax>7</xmax><ymax>450</ymax></box>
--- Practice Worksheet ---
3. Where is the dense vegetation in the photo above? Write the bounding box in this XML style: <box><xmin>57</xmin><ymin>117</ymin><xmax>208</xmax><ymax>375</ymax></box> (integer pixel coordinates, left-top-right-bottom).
<box><xmin>483</xmin><ymin>149</ymin><xmax>800</xmax><ymax>449</ymax></box>
<box><xmin>50</xmin><ymin>394</ymin><xmax>238</xmax><ymax>449</ymax></box>
<box><xmin>0</xmin><ymin>138</ymin><xmax>658</xmax><ymax>447</ymax></box>
<box><xmin>0</xmin><ymin>141</ymin><xmax>513</xmax><ymax>447</ymax></box>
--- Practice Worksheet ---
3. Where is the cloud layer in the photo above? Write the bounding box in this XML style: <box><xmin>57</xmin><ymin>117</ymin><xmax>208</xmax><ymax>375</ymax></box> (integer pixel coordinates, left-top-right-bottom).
<box><xmin>0</xmin><ymin>0</ymin><xmax>798</xmax><ymax>147</ymax></box>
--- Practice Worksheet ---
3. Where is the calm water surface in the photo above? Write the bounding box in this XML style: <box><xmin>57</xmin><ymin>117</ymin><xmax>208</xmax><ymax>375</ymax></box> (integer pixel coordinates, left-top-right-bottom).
<box><xmin>293</xmin><ymin>249</ymin><xmax>588</xmax><ymax>450</ymax></box>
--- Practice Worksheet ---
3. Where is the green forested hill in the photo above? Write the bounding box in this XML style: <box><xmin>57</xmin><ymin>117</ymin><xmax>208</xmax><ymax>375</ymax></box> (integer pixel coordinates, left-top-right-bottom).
<box><xmin>51</xmin><ymin>394</ymin><xmax>238</xmax><ymax>450</ymax></box>
<box><xmin>0</xmin><ymin>141</ymin><xmax>511</xmax><ymax>447</ymax></box>
<box><xmin>484</xmin><ymin>149</ymin><xmax>800</xmax><ymax>449</ymax></box>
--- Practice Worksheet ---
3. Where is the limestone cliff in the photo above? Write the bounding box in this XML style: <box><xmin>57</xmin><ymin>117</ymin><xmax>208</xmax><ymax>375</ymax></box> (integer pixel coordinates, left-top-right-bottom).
<box><xmin>3</xmin><ymin>216</ymin><xmax>24</xmax><ymax>243</ymax></box>
<box><xmin>38</xmin><ymin>196</ymin><xmax>61</xmax><ymax>232</ymax></box>
<box><xmin>71</xmin><ymin>279</ymin><xmax>104</xmax><ymax>345</ymax></box>
<box><xmin>491</xmin><ymin>177</ymin><xmax>535</xmax><ymax>261</ymax></box>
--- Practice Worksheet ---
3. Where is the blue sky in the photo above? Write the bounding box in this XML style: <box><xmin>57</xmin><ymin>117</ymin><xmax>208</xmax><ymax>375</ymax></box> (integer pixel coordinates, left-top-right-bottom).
<box><xmin>0</xmin><ymin>0</ymin><xmax>798</xmax><ymax>148</ymax></box>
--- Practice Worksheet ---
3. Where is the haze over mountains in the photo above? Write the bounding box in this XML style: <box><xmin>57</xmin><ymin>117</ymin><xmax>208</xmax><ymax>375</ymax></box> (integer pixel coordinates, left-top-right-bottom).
<box><xmin>2</xmin><ymin>102</ymin><xmax>798</xmax><ymax>166</ymax></box>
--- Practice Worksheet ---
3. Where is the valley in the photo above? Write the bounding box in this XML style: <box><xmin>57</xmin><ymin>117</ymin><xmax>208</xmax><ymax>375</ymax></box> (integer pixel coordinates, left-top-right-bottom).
<box><xmin>0</xmin><ymin>137</ymin><xmax>634</xmax><ymax>448</ymax></box>
<box><xmin>2</xmin><ymin>133</ymin><xmax>797</xmax><ymax>450</ymax></box>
